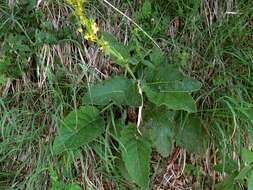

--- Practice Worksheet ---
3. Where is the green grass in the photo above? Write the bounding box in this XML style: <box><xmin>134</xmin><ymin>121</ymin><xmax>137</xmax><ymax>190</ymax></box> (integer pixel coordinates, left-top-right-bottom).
<box><xmin>1</xmin><ymin>0</ymin><xmax>253</xmax><ymax>189</ymax></box>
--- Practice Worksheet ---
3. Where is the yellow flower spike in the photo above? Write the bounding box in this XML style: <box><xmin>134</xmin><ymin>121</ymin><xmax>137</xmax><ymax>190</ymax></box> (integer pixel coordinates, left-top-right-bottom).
<box><xmin>91</xmin><ymin>22</ymin><xmax>99</xmax><ymax>34</ymax></box>
<box><xmin>66</xmin><ymin>0</ymin><xmax>113</xmax><ymax>52</ymax></box>
<box><xmin>84</xmin><ymin>33</ymin><xmax>97</xmax><ymax>42</ymax></box>
<box><xmin>79</xmin><ymin>16</ymin><xmax>88</xmax><ymax>26</ymax></box>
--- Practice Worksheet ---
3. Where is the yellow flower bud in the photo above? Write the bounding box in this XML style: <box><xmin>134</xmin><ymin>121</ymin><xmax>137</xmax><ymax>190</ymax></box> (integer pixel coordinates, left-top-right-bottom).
<box><xmin>77</xmin><ymin>27</ymin><xmax>83</xmax><ymax>33</ymax></box>
<box><xmin>91</xmin><ymin>22</ymin><xmax>99</xmax><ymax>34</ymax></box>
<box><xmin>84</xmin><ymin>33</ymin><xmax>96</xmax><ymax>42</ymax></box>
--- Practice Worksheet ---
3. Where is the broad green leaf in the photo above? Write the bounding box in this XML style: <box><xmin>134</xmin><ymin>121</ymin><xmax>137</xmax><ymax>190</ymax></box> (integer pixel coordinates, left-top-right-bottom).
<box><xmin>120</xmin><ymin>124</ymin><xmax>151</xmax><ymax>189</ymax></box>
<box><xmin>144</xmin><ymin>65</ymin><xmax>182</xmax><ymax>82</ymax></box>
<box><xmin>242</xmin><ymin>148</ymin><xmax>253</xmax><ymax>164</ymax></box>
<box><xmin>65</xmin><ymin>183</ymin><xmax>81</xmax><ymax>190</ymax></box>
<box><xmin>146</xmin><ymin>77</ymin><xmax>202</xmax><ymax>92</ymax></box>
<box><xmin>144</xmin><ymin>65</ymin><xmax>202</xmax><ymax>92</ymax></box>
<box><xmin>143</xmin><ymin>60</ymin><xmax>155</xmax><ymax>69</ymax></box>
<box><xmin>53</xmin><ymin>106</ymin><xmax>105</xmax><ymax>154</ymax></box>
<box><xmin>216</xmin><ymin>172</ymin><xmax>239</xmax><ymax>190</ymax></box>
<box><xmin>235</xmin><ymin>165</ymin><xmax>251</xmax><ymax>181</ymax></box>
<box><xmin>248</xmin><ymin>171</ymin><xmax>253</xmax><ymax>190</ymax></box>
<box><xmin>83</xmin><ymin>77</ymin><xmax>141</xmax><ymax>106</ymax></box>
<box><xmin>102</xmin><ymin>32</ymin><xmax>130</xmax><ymax>65</ymax></box>
<box><xmin>143</xmin><ymin>86</ymin><xmax>196</xmax><ymax>112</ymax></box>
<box><xmin>149</xmin><ymin>122</ymin><xmax>173</xmax><ymax>157</ymax></box>
<box><xmin>144</xmin><ymin>109</ymin><xmax>174</xmax><ymax>157</ymax></box>
<box><xmin>115</xmin><ymin>156</ymin><xmax>132</xmax><ymax>183</ymax></box>
<box><xmin>149</xmin><ymin>48</ymin><xmax>166</xmax><ymax>66</ymax></box>
<box><xmin>176</xmin><ymin>117</ymin><xmax>208</xmax><ymax>154</ymax></box>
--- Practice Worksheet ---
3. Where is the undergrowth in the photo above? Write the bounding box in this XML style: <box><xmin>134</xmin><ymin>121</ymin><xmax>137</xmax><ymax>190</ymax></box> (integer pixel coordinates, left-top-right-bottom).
<box><xmin>1</xmin><ymin>0</ymin><xmax>253</xmax><ymax>189</ymax></box>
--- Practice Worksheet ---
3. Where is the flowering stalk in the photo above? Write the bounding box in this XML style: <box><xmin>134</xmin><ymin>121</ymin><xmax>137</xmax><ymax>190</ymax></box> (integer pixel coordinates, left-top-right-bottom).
<box><xmin>66</xmin><ymin>0</ymin><xmax>128</xmax><ymax>67</ymax></box>
<box><xmin>66</xmin><ymin>0</ymin><xmax>142</xmax><ymax>131</ymax></box>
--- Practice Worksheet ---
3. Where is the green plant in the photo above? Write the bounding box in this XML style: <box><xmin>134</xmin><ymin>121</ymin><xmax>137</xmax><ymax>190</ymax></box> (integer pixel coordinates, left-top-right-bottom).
<box><xmin>53</xmin><ymin>1</ymin><xmax>205</xmax><ymax>189</ymax></box>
